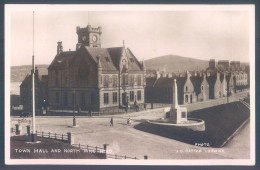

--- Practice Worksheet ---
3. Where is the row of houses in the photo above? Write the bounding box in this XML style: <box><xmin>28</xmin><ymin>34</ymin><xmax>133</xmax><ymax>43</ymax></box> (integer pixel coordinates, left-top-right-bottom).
<box><xmin>17</xmin><ymin>24</ymin><xmax>250</xmax><ymax>114</ymax></box>
<box><xmin>145</xmin><ymin>59</ymin><xmax>249</xmax><ymax>105</ymax></box>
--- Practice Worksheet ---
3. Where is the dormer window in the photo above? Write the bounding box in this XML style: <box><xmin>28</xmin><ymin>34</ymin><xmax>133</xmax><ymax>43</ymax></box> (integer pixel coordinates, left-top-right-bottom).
<box><xmin>130</xmin><ymin>58</ymin><xmax>135</xmax><ymax>63</ymax></box>
<box><xmin>105</xmin><ymin>57</ymin><xmax>110</xmax><ymax>62</ymax></box>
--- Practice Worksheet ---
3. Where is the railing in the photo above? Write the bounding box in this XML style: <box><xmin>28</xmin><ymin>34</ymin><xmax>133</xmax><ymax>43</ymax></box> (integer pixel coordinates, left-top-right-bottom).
<box><xmin>71</xmin><ymin>144</ymin><xmax>104</xmax><ymax>153</ymax></box>
<box><xmin>106</xmin><ymin>154</ymin><xmax>137</xmax><ymax>160</ymax></box>
<box><xmin>34</xmin><ymin>131</ymin><xmax>70</xmax><ymax>143</ymax></box>
<box><xmin>72</xmin><ymin>143</ymin><xmax>139</xmax><ymax>160</ymax></box>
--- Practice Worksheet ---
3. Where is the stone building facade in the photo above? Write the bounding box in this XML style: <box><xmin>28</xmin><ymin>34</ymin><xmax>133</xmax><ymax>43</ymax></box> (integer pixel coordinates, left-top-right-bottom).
<box><xmin>48</xmin><ymin>25</ymin><xmax>146</xmax><ymax>111</ymax></box>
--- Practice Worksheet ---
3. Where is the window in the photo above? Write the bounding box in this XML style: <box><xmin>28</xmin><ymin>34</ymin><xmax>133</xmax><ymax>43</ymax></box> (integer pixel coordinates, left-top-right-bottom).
<box><xmin>64</xmin><ymin>92</ymin><xmax>68</xmax><ymax>106</ymax></box>
<box><xmin>186</xmin><ymin>86</ymin><xmax>188</xmax><ymax>92</ymax></box>
<box><xmin>55</xmin><ymin>92</ymin><xmax>59</xmax><ymax>103</ymax></box>
<box><xmin>130</xmin><ymin>75</ymin><xmax>134</xmax><ymax>87</ymax></box>
<box><xmin>137</xmin><ymin>91</ymin><xmax>141</xmax><ymax>101</ymax></box>
<box><xmin>104</xmin><ymin>93</ymin><xmax>109</xmax><ymax>104</ymax></box>
<box><xmin>185</xmin><ymin>95</ymin><xmax>188</xmax><ymax>103</ymax></box>
<box><xmin>91</xmin><ymin>93</ymin><xmax>95</xmax><ymax>105</ymax></box>
<box><xmin>130</xmin><ymin>91</ymin><xmax>134</xmax><ymax>101</ymax></box>
<box><xmin>105</xmin><ymin>57</ymin><xmax>110</xmax><ymax>62</ymax></box>
<box><xmin>104</xmin><ymin>75</ymin><xmax>109</xmax><ymax>87</ymax></box>
<box><xmin>113</xmin><ymin>92</ymin><xmax>117</xmax><ymax>103</ymax></box>
<box><xmin>181</xmin><ymin>112</ymin><xmax>186</xmax><ymax>118</ymax></box>
<box><xmin>130</xmin><ymin>58</ymin><xmax>135</xmax><ymax>63</ymax></box>
<box><xmin>137</xmin><ymin>75</ymin><xmax>141</xmax><ymax>86</ymax></box>
<box><xmin>112</xmin><ymin>75</ymin><xmax>117</xmax><ymax>87</ymax></box>
<box><xmin>122</xmin><ymin>74</ymin><xmax>128</xmax><ymax>85</ymax></box>
<box><xmin>81</xmin><ymin>93</ymin><xmax>85</xmax><ymax>107</ymax></box>
<box><xmin>201</xmin><ymin>85</ymin><xmax>204</xmax><ymax>91</ymax></box>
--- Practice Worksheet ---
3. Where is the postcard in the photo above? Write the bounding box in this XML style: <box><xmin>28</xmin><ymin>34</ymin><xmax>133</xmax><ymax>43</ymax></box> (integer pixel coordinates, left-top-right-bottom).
<box><xmin>5</xmin><ymin>4</ymin><xmax>255</xmax><ymax>165</ymax></box>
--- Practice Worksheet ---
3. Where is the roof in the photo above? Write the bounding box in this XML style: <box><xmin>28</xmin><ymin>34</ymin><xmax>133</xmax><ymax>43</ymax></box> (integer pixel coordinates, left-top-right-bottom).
<box><xmin>190</xmin><ymin>76</ymin><xmax>203</xmax><ymax>95</ymax></box>
<box><xmin>146</xmin><ymin>76</ymin><xmax>187</xmax><ymax>89</ymax></box>
<box><xmin>49</xmin><ymin>46</ymin><xmax>143</xmax><ymax>72</ymax></box>
<box><xmin>206</xmin><ymin>74</ymin><xmax>217</xmax><ymax>85</ymax></box>
<box><xmin>107</xmin><ymin>47</ymin><xmax>124</xmax><ymax>70</ymax></box>
<box><xmin>85</xmin><ymin>47</ymin><xmax>118</xmax><ymax>71</ymax></box>
<box><xmin>146</xmin><ymin>77</ymin><xmax>157</xmax><ymax>87</ymax></box>
<box><xmin>20</xmin><ymin>71</ymin><xmax>41</xmax><ymax>88</ymax></box>
<box><xmin>48</xmin><ymin>51</ymin><xmax>77</xmax><ymax>69</ymax></box>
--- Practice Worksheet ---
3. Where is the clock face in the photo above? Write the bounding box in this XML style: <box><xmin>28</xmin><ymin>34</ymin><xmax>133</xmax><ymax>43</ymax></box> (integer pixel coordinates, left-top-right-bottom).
<box><xmin>92</xmin><ymin>35</ymin><xmax>97</xmax><ymax>42</ymax></box>
<box><xmin>81</xmin><ymin>35</ymin><xmax>87</xmax><ymax>42</ymax></box>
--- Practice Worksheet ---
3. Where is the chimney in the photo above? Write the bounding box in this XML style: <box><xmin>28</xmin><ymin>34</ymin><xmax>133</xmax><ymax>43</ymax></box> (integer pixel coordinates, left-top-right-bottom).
<box><xmin>209</xmin><ymin>59</ymin><xmax>216</xmax><ymax>68</ymax></box>
<box><xmin>156</xmin><ymin>71</ymin><xmax>161</xmax><ymax>79</ymax></box>
<box><xmin>186</xmin><ymin>71</ymin><xmax>191</xmax><ymax>79</ymax></box>
<box><xmin>57</xmin><ymin>41</ymin><xmax>63</xmax><ymax>55</ymax></box>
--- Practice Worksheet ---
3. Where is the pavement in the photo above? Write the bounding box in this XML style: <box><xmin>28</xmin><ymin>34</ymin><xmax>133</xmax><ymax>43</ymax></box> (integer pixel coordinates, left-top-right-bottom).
<box><xmin>10</xmin><ymin>90</ymin><xmax>251</xmax><ymax>159</ymax></box>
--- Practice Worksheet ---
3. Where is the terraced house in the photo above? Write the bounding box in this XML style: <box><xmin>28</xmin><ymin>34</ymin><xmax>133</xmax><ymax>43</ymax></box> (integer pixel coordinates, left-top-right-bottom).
<box><xmin>48</xmin><ymin>25</ymin><xmax>146</xmax><ymax>112</ymax></box>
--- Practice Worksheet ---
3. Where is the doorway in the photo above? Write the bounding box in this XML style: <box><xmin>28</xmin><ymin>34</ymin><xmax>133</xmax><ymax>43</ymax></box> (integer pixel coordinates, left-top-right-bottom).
<box><xmin>122</xmin><ymin>92</ymin><xmax>127</xmax><ymax>105</ymax></box>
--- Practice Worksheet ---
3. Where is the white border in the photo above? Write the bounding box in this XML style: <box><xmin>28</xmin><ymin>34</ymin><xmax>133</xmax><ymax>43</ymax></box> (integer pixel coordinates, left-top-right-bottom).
<box><xmin>5</xmin><ymin>4</ymin><xmax>255</xmax><ymax>165</ymax></box>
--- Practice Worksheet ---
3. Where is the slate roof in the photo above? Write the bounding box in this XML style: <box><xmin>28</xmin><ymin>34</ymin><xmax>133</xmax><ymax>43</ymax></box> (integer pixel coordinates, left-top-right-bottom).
<box><xmin>48</xmin><ymin>51</ymin><xmax>77</xmax><ymax>69</ymax></box>
<box><xmin>146</xmin><ymin>77</ymin><xmax>157</xmax><ymax>87</ymax></box>
<box><xmin>49</xmin><ymin>47</ymin><xmax>143</xmax><ymax>72</ymax></box>
<box><xmin>107</xmin><ymin>47</ymin><xmax>124</xmax><ymax>70</ymax></box>
<box><xmin>206</xmin><ymin>74</ymin><xmax>217</xmax><ymax>86</ymax></box>
<box><xmin>190</xmin><ymin>76</ymin><xmax>203</xmax><ymax>95</ymax></box>
<box><xmin>146</xmin><ymin>76</ymin><xmax>187</xmax><ymax>89</ymax></box>
<box><xmin>85</xmin><ymin>47</ymin><xmax>118</xmax><ymax>71</ymax></box>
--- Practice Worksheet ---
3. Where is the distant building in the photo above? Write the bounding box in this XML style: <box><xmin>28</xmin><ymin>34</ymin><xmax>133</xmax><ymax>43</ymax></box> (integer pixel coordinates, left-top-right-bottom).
<box><xmin>48</xmin><ymin>25</ymin><xmax>146</xmax><ymax>112</ymax></box>
<box><xmin>20</xmin><ymin>68</ymin><xmax>48</xmax><ymax>113</ymax></box>
<box><xmin>191</xmin><ymin>73</ymin><xmax>209</xmax><ymax>102</ymax></box>
<box><xmin>206</xmin><ymin>59</ymin><xmax>249</xmax><ymax>96</ymax></box>
<box><xmin>145</xmin><ymin>71</ymin><xmax>209</xmax><ymax>105</ymax></box>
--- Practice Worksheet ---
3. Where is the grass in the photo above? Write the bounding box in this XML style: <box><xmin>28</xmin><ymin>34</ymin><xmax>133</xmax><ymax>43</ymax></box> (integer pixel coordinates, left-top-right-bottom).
<box><xmin>11</xmin><ymin>135</ymin><xmax>105</xmax><ymax>159</ymax></box>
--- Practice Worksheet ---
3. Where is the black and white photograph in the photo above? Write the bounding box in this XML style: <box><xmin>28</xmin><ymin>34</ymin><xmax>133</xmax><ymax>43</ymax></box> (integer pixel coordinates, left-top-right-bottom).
<box><xmin>5</xmin><ymin>4</ymin><xmax>255</xmax><ymax>165</ymax></box>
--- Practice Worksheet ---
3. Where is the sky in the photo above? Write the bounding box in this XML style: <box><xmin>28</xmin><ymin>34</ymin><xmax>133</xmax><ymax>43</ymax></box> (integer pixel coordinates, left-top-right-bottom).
<box><xmin>8</xmin><ymin>5</ymin><xmax>254</xmax><ymax>66</ymax></box>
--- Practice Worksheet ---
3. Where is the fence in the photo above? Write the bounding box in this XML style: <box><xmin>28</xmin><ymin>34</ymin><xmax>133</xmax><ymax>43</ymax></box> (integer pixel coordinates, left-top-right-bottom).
<box><xmin>30</xmin><ymin>130</ymin><xmax>72</xmax><ymax>144</ymax></box>
<box><xmin>106</xmin><ymin>154</ymin><xmax>138</xmax><ymax>160</ymax></box>
<box><xmin>72</xmin><ymin>143</ymin><xmax>139</xmax><ymax>160</ymax></box>
<box><xmin>72</xmin><ymin>144</ymin><xmax>104</xmax><ymax>153</ymax></box>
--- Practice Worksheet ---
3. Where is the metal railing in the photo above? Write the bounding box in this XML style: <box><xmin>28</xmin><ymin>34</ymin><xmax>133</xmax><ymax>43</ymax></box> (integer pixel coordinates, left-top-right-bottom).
<box><xmin>34</xmin><ymin>131</ymin><xmax>69</xmax><ymax>142</ymax></box>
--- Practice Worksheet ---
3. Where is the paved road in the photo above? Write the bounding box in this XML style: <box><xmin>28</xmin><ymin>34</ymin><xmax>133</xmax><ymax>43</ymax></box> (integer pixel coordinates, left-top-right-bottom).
<box><xmin>11</xmin><ymin>90</ymin><xmax>250</xmax><ymax>159</ymax></box>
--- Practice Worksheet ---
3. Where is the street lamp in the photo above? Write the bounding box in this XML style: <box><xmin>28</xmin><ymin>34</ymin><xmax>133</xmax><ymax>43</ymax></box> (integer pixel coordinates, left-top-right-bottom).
<box><xmin>73</xmin><ymin>89</ymin><xmax>77</xmax><ymax>126</ymax></box>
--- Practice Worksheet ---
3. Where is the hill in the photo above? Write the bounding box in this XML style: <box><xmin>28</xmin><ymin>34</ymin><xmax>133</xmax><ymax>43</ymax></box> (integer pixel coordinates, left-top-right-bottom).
<box><xmin>11</xmin><ymin>65</ymin><xmax>48</xmax><ymax>95</ymax></box>
<box><xmin>144</xmin><ymin>55</ymin><xmax>209</xmax><ymax>73</ymax></box>
<box><xmin>11</xmin><ymin>64</ymin><xmax>49</xmax><ymax>83</ymax></box>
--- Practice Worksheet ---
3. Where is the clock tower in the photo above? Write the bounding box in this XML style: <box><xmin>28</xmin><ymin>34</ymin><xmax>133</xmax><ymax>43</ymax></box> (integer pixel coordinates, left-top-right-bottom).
<box><xmin>76</xmin><ymin>25</ymin><xmax>102</xmax><ymax>50</ymax></box>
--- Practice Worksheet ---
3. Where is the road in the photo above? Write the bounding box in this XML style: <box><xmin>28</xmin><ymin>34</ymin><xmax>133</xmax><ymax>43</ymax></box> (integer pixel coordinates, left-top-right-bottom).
<box><xmin>11</xmin><ymin>90</ymin><xmax>250</xmax><ymax>159</ymax></box>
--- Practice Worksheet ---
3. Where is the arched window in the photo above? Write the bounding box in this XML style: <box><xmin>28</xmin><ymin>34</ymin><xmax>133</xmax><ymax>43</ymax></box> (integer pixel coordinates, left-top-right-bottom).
<box><xmin>186</xmin><ymin>86</ymin><xmax>188</xmax><ymax>92</ymax></box>
<box><xmin>201</xmin><ymin>85</ymin><xmax>204</xmax><ymax>91</ymax></box>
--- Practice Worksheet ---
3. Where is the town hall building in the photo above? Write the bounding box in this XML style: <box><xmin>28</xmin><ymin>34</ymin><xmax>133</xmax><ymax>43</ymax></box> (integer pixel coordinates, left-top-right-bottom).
<box><xmin>48</xmin><ymin>25</ymin><xmax>146</xmax><ymax>112</ymax></box>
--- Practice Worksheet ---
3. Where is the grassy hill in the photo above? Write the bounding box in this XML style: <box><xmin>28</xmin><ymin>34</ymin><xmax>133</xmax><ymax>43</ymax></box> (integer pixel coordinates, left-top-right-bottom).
<box><xmin>144</xmin><ymin>55</ymin><xmax>209</xmax><ymax>73</ymax></box>
<box><xmin>11</xmin><ymin>64</ymin><xmax>48</xmax><ymax>83</ymax></box>
<box><xmin>11</xmin><ymin>65</ymin><xmax>48</xmax><ymax>95</ymax></box>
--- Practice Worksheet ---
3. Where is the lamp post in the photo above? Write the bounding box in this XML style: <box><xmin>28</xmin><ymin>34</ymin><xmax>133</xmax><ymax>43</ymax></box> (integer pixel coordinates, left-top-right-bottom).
<box><xmin>73</xmin><ymin>89</ymin><xmax>76</xmax><ymax>126</ymax></box>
